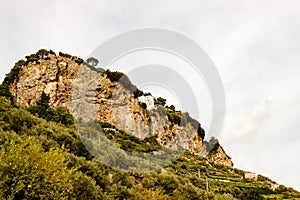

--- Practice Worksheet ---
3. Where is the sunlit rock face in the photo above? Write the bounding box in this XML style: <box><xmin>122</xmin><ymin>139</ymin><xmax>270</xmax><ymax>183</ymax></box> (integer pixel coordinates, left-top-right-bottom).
<box><xmin>207</xmin><ymin>146</ymin><xmax>233</xmax><ymax>167</ymax></box>
<box><xmin>8</xmin><ymin>53</ymin><xmax>232</xmax><ymax>167</ymax></box>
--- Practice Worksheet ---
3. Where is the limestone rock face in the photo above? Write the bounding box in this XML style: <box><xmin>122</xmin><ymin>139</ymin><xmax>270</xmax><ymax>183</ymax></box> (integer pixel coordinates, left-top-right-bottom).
<box><xmin>68</xmin><ymin>65</ymin><xmax>101</xmax><ymax>122</ymax></box>
<box><xmin>7</xmin><ymin>54</ymin><xmax>232</xmax><ymax>166</ymax></box>
<box><xmin>94</xmin><ymin>73</ymin><xmax>203</xmax><ymax>153</ymax></box>
<box><xmin>207</xmin><ymin>146</ymin><xmax>233</xmax><ymax>167</ymax></box>
<box><xmin>10</xmin><ymin>54</ymin><xmax>80</xmax><ymax>108</ymax></box>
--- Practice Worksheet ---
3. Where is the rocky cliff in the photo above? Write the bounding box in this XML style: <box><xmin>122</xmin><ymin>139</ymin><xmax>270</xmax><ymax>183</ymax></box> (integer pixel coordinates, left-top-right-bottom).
<box><xmin>207</xmin><ymin>145</ymin><xmax>233</xmax><ymax>167</ymax></box>
<box><xmin>5</xmin><ymin>50</ymin><xmax>232</xmax><ymax>167</ymax></box>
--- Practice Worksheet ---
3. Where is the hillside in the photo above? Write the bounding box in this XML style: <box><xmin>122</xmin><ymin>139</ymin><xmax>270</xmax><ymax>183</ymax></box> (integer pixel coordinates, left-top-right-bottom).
<box><xmin>0</xmin><ymin>49</ymin><xmax>299</xmax><ymax>199</ymax></box>
<box><xmin>4</xmin><ymin>49</ymin><xmax>231</xmax><ymax>167</ymax></box>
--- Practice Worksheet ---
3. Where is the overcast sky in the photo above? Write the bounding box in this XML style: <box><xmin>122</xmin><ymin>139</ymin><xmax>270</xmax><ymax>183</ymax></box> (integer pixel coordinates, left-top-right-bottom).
<box><xmin>1</xmin><ymin>0</ymin><xmax>300</xmax><ymax>190</ymax></box>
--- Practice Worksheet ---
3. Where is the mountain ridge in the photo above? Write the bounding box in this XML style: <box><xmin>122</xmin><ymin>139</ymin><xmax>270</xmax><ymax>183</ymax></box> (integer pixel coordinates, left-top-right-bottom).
<box><xmin>1</xmin><ymin>49</ymin><xmax>299</xmax><ymax>199</ymax></box>
<box><xmin>5</xmin><ymin>49</ymin><xmax>232</xmax><ymax>167</ymax></box>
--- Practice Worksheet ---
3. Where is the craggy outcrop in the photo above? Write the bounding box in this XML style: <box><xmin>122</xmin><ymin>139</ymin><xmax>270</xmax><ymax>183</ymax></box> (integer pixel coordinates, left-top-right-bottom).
<box><xmin>207</xmin><ymin>145</ymin><xmax>233</xmax><ymax>167</ymax></box>
<box><xmin>6</xmin><ymin>52</ymin><xmax>232</xmax><ymax>166</ymax></box>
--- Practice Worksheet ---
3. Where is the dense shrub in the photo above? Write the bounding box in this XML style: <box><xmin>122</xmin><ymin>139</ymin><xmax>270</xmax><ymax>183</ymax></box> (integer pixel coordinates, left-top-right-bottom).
<box><xmin>3</xmin><ymin>49</ymin><xmax>57</xmax><ymax>86</ymax></box>
<box><xmin>105</xmin><ymin>69</ymin><xmax>123</xmax><ymax>82</ymax></box>
<box><xmin>72</xmin><ymin>172</ymin><xmax>103</xmax><ymax>199</ymax></box>
<box><xmin>86</xmin><ymin>57</ymin><xmax>99</xmax><ymax>67</ymax></box>
<box><xmin>140</xmin><ymin>102</ymin><xmax>147</xmax><ymax>109</ymax></box>
<box><xmin>167</xmin><ymin>111</ymin><xmax>182</xmax><ymax>125</ymax></box>
<box><xmin>133</xmin><ymin>88</ymin><xmax>144</xmax><ymax>98</ymax></box>
<box><xmin>173</xmin><ymin>183</ymin><xmax>208</xmax><ymax>200</ymax></box>
<box><xmin>0</xmin><ymin>84</ymin><xmax>15</xmax><ymax>105</ymax></box>
<box><xmin>3</xmin><ymin>59</ymin><xmax>25</xmax><ymax>85</ymax></box>
<box><xmin>74</xmin><ymin>57</ymin><xmax>84</xmax><ymax>64</ymax></box>
<box><xmin>102</xmin><ymin>123</ymin><xmax>161</xmax><ymax>153</ymax></box>
<box><xmin>0</xmin><ymin>95</ymin><xmax>298</xmax><ymax>200</ymax></box>
<box><xmin>155</xmin><ymin>97</ymin><xmax>166</xmax><ymax>106</ymax></box>
<box><xmin>0</xmin><ymin>133</ymin><xmax>76</xmax><ymax>199</ymax></box>
<box><xmin>1</xmin><ymin>61</ymin><xmax>299</xmax><ymax>199</ymax></box>
<box><xmin>104</xmin><ymin>69</ymin><xmax>137</xmax><ymax>92</ymax></box>
<box><xmin>169</xmin><ymin>105</ymin><xmax>176</xmax><ymax>112</ymax></box>
<box><xmin>59</xmin><ymin>52</ymin><xmax>72</xmax><ymax>58</ymax></box>
<box><xmin>96</xmin><ymin>67</ymin><xmax>105</xmax><ymax>73</ymax></box>
<box><xmin>25</xmin><ymin>53</ymin><xmax>40</xmax><ymax>65</ymax></box>
<box><xmin>27</xmin><ymin>92</ymin><xmax>74</xmax><ymax>127</ymax></box>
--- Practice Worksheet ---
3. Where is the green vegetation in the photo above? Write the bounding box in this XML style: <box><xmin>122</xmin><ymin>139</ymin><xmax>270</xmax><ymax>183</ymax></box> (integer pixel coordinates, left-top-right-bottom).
<box><xmin>155</xmin><ymin>97</ymin><xmax>166</xmax><ymax>106</ymax></box>
<box><xmin>2</xmin><ymin>49</ymin><xmax>83</xmax><ymax>86</ymax></box>
<box><xmin>27</xmin><ymin>92</ymin><xmax>74</xmax><ymax>127</ymax></box>
<box><xmin>139</xmin><ymin>102</ymin><xmax>147</xmax><ymax>109</ymax></box>
<box><xmin>86</xmin><ymin>57</ymin><xmax>99</xmax><ymax>67</ymax></box>
<box><xmin>133</xmin><ymin>88</ymin><xmax>144</xmax><ymax>98</ymax></box>
<box><xmin>59</xmin><ymin>51</ymin><xmax>83</xmax><ymax>64</ymax></box>
<box><xmin>0</xmin><ymin>84</ymin><xmax>15</xmax><ymax>105</ymax></box>
<box><xmin>104</xmin><ymin>69</ymin><xmax>125</xmax><ymax>83</ymax></box>
<box><xmin>104</xmin><ymin>69</ymin><xmax>136</xmax><ymax>92</ymax></box>
<box><xmin>1</xmin><ymin>92</ymin><xmax>299</xmax><ymax>199</ymax></box>
<box><xmin>0</xmin><ymin>134</ymin><xmax>75</xmax><ymax>199</ymax></box>
<box><xmin>59</xmin><ymin>52</ymin><xmax>72</xmax><ymax>59</ymax></box>
<box><xmin>165</xmin><ymin>105</ymin><xmax>205</xmax><ymax>139</ymax></box>
<box><xmin>100</xmin><ymin>122</ymin><xmax>161</xmax><ymax>153</ymax></box>
<box><xmin>104</xmin><ymin>69</ymin><xmax>146</xmax><ymax>98</ymax></box>
<box><xmin>3</xmin><ymin>59</ymin><xmax>25</xmax><ymax>85</ymax></box>
<box><xmin>96</xmin><ymin>67</ymin><xmax>106</xmax><ymax>73</ymax></box>
<box><xmin>1</xmin><ymin>53</ymin><xmax>300</xmax><ymax>199</ymax></box>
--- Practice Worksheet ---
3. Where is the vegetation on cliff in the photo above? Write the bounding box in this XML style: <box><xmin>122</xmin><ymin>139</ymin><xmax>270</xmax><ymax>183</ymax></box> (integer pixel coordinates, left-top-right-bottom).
<box><xmin>1</xmin><ymin>50</ymin><xmax>300</xmax><ymax>199</ymax></box>
<box><xmin>0</xmin><ymin>85</ymin><xmax>299</xmax><ymax>200</ymax></box>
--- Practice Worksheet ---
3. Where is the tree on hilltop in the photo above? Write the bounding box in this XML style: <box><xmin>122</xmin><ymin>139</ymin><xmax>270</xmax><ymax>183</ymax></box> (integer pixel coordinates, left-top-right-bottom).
<box><xmin>86</xmin><ymin>57</ymin><xmax>99</xmax><ymax>67</ymax></box>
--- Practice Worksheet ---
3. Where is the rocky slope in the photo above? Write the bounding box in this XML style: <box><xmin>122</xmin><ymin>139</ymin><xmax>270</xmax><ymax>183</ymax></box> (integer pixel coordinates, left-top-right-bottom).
<box><xmin>5</xmin><ymin>50</ymin><xmax>232</xmax><ymax>167</ymax></box>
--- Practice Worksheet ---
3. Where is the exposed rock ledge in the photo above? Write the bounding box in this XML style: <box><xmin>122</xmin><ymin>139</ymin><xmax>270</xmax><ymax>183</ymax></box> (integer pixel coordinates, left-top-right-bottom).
<box><xmin>8</xmin><ymin>54</ymin><xmax>233</xmax><ymax>167</ymax></box>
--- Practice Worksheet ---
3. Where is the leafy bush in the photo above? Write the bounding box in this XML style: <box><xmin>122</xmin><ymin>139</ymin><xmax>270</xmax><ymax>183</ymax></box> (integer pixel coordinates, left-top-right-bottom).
<box><xmin>36</xmin><ymin>48</ymin><xmax>51</xmax><ymax>59</ymax></box>
<box><xmin>140</xmin><ymin>102</ymin><xmax>147</xmax><ymax>109</ymax></box>
<box><xmin>96</xmin><ymin>67</ymin><xmax>105</xmax><ymax>73</ymax></box>
<box><xmin>167</xmin><ymin>111</ymin><xmax>182</xmax><ymax>125</ymax></box>
<box><xmin>86</xmin><ymin>57</ymin><xmax>99</xmax><ymax>67</ymax></box>
<box><xmin>169</xmin><ymin>105</ymin><xmax>176</xmax><ymax>112</ymax></box>
<box><xmin>27</xmin><ymin>92</ymin><xmax>74</xmax><ymax>127</ymax></box>
<box><xmin>155</xmin><ymin>97</ymin><xmax>166</xmax><ymax>106</ymax></box>
<box><xmin>0</xmin><ymin>133</ymin><xmax>76</xmax><ymax>199</ymax></box>
<box><xmin>105</xmin><ymin>69</ymin><xmax>124</xmax><ymax>82</ymax></box>
<box><xmin>240</xmin><ymin>189</ymin><xmax>263</xmax><ymax>200</ymax></box>
<box><xmin>25</xmin><ymin>53</ymin><xmax>40</xmax><ymax>65</ymax></box>
<box><xmin>72</xmin><ymin>172</ymin><xmax>103</xmax><ymax>199</ymax></box>
<box><xmin>173</xmin><ymin>183</ymin><xmax>208</xmax><ymax>200</ymax></box>
<box><xmin>133</xmin><ymin>88</ymin><xmax>144</xmax><ymax>98</ymax></box>
<box><xmin>137</xmin><ymin>187</ymin><xmax>170</xmax><ymax>200</ymax></box>
<box><xmin>102</xmin><ymin>123</ymin><xmax>161</xmax><ymax>153</ymax></box>
<box><xmin>104</xmin><ymin>69</ymin><xmax>137</xmax><ymax>92</ymax></box>
<box><xmin>3</xmin><ymin>49</ymin><xmax>57</xmax><ymax>86</ymax></box>
<box><xmin>3</xmin><ymin>59</ymin><xmax>25</xmax><ymax>85</ymax></box>
<box><xmin>1</xmin><ymin>62</ymin><xmax>299</xmax><ymax>199</ymax></box>
<box><xmin>74</xmin><ymin>57</ymin><xmax>84</xmax><ymax>64</ymax></box>
<box><xmin>52</xmin><ymin>106</ymin><xmax>75</xmax><ymax>127</ymax></box>
<box><xmin>0</xmin><ymin>84</ymin><xmax>15</xmax><ymax>105</ymax></box>
<box><xmin>59</xmin><ymin>52</ymin><xmax>72</xmax><ymax>58</ymax></box>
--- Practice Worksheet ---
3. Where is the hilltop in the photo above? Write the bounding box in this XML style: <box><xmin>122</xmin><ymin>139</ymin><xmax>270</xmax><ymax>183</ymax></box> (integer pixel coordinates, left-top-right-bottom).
<box><xmin>4</xmin><ymin>49</ymin><xmax>232</xmax><ymax>167</ymax></box>
<box><xmin>0</xmin><ymin>49</ymin><xmax>299</xmax><ymax>199</ymax></box>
